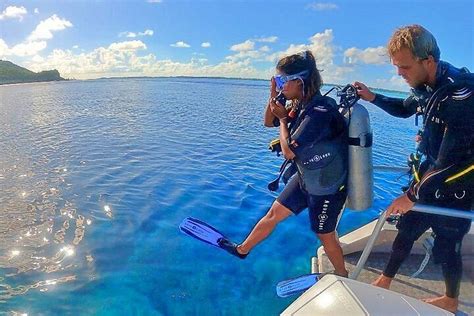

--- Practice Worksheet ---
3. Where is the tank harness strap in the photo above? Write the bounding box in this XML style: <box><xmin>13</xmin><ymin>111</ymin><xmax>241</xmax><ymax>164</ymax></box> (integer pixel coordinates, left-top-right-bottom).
<box><xmin>408</xmin><ymin>153</ymin><xmax>421</xmax><ymax>183</ymax></box>
<box><xmin>348</xmin><ymin>133</ymin><xmax>373</xmax><ymax>148</ymax></box>
<box><xmin>410</xmin><ymin>233</ymin><xmax>435</xmax><ymax>279</ymax></box>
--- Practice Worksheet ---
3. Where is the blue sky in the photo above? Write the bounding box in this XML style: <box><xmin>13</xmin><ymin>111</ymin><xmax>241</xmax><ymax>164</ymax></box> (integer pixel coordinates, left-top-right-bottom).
<box><xmin>1</xmin><ymin>0</ymin><xmax>473</xmax><ymax>90</ymax></box>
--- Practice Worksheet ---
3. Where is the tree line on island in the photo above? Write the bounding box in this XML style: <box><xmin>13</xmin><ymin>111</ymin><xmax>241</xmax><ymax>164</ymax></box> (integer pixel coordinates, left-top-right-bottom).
<box><xmin>0</xmin><ymin>60</ymin><xmax>66</xmax><ymax>85</ymax></box>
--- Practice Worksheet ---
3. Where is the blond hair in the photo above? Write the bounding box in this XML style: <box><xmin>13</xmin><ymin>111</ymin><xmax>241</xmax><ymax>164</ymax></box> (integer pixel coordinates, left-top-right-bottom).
<box><xmin>387</xmin><ymin>24</ymin><xmax>440</xmax><ymax>61</ymax></box>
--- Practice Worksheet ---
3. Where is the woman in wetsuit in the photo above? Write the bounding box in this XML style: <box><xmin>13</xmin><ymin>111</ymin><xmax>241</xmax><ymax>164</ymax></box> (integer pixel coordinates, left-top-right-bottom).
<box><xmin>219</xmin><ymin>50</ymin><xmax>349</xmax><ymax>277</ymax></box>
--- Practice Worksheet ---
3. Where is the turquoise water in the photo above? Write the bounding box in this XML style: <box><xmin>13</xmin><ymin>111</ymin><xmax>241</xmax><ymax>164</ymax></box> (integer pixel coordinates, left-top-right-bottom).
<box><xmin>0</xmin><ymin>78</ymin><xmax>414</xmax><ymax>315</ymax></box>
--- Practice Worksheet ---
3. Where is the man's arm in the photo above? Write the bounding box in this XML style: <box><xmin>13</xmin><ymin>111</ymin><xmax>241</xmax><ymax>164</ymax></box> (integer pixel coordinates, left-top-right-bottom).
<box><xmin>372</xmin><ymin>94</ymin><xmax>417</xmax><ymax>118</ymax></box>
<box><xmin>354</xmin><ymin>81</ymin><xmax>416</xmax><ymax>118</ymax></box>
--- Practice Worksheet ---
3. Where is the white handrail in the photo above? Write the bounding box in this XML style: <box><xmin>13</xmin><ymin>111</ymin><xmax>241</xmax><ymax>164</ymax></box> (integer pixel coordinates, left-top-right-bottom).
<box><xmin>350</xmin><ymin>204</ymin><xmax>473</xmax><ymax>280</ymax></box>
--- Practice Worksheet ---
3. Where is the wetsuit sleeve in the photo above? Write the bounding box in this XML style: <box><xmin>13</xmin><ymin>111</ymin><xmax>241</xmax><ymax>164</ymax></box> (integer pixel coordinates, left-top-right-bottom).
<box><xmin>372</xmin><ymin>93</ymin><xmax>417</xmax><ymax>118</ymax></box>
<box><xmin>406</xmin><ymin>95</ymin><xmax>474</xmax><ymax>202</ymax></box>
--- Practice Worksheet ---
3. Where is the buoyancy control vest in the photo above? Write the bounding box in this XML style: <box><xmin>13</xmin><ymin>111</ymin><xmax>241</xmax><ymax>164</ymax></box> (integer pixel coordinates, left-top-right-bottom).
<box><xmin>413</xmin><ymin>63</ymin><xmax>473</xmax><ymax>163</ymax></box>
<box><xmin>290</xmin><ymin>95</ymin><xmax>348</xmax><ymax>196</ymax></box>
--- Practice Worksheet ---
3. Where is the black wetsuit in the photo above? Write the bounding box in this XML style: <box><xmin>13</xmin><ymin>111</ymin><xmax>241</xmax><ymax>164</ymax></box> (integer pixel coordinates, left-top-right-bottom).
<box><xmin>372</xmin><ymin>61</ymin><xmax>474</xmax><ymax>298</ymax></box>
<box><xmin>276</xmin><ymin>93</ymin><xmax>349</xmax><ymax>234</ymax></box>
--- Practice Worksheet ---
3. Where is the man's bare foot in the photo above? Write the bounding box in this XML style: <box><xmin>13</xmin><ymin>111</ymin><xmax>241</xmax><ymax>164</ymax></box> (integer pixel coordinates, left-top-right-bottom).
<box><xmin>371</xmin><ymin>274</ymin><xmax>392</xmax><ymax>289</ymax></box>
<box><xmin>422</xmin><ymin>295</ymin><xmax>458</xmax><ymax>313</ymax></box>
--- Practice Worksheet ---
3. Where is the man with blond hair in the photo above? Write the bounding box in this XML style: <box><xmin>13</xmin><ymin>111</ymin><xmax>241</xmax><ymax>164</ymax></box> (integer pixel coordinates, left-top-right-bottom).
<box><xmin>355</xmin><ymin>24</ymin><xmax>473</xmax><ymax>313</ymax></box>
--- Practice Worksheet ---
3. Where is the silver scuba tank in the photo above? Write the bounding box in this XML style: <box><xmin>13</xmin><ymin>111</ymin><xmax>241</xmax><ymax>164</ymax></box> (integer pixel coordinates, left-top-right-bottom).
<box><xmin>343</xmin><ymin>102</ymin><xmax>373</xmax><ymax>210</ymax></box>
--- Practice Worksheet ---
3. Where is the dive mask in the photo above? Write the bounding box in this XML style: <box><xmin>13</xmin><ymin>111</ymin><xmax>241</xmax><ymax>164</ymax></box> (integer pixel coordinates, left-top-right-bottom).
<box><xmin>274</xmin><ymin>70</ymin><xmax>309</xmax><ymax>91</ymax></box>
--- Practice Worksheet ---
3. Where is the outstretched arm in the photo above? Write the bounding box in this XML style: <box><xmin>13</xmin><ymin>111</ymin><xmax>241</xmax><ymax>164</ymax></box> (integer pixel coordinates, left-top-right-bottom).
<box><xmin>354</xmin><ymin>81</ymin><xmax>416</xmax><ymax>118</ymax></box>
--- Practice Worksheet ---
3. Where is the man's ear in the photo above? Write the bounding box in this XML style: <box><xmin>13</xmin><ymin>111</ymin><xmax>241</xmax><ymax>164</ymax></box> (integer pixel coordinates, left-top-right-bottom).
<box><xmin>426</xmin><ymin>55</ymin><xmax>436</xmax><ymax>65</ymax></box>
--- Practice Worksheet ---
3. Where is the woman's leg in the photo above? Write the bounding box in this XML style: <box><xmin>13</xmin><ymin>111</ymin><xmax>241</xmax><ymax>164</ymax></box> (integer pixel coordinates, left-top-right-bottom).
<box><xmin>317</xmin><ymin>231</ymin><xmax>348</xmax><ymax>277</ymax></box>
<box><xmin>307</xmin><ymin>189</ymin><xmax>348</xmax><ymax>276</ymax></box>
<box><xmin>238</xmin><ymin>200</ymin><xmax>293</xmax><ymax>254</ymax></box>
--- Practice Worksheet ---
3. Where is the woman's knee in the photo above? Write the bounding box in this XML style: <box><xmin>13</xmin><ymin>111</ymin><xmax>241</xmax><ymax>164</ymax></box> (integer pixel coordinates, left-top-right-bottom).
<box><xmin>264</xmin><ymin>201</ymin><xmax>292</xmax><ymax>223</ymax></box>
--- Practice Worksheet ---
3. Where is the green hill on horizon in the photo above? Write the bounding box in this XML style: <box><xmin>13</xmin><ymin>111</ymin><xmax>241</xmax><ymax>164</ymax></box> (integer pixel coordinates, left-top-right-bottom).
<box><xmin>0</xmin><ymin>60</ymin><xmax>65</xmax><ymax>85</ymax></box>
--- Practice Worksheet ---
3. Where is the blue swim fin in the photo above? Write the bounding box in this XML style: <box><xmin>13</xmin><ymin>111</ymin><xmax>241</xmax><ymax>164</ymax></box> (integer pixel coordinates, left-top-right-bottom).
<box><xmin>179</xmin><ymin>217</ymin><xmax>226</xmax><ymax>247</ymax></box>
<box><xmin>179</xmin><ymin>217</ymin><xmax>248</xmax><ymax>259</ymax></box>
<box><xmin>276</xmin><ymin>273</ymin><xmax>321</xmax><ymax>298</ymax></box>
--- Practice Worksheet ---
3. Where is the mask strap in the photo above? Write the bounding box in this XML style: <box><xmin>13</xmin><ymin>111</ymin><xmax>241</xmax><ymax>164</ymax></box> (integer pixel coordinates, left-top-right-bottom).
<box><xmin>298</xmin><ymin>51</ymin><xmax>307</xmax><ymax>60</ymax></box>
<box><xmin>298</xmin><ymin>78</ymin><xmax>305</xmax><ymax>98</ymax></box>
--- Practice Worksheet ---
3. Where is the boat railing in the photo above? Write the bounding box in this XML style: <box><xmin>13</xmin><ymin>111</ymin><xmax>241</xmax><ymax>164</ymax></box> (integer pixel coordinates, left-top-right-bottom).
<box><xmin>350</xmin><ymin>203</ymin><xmax>474</xmax><ymax>280</ymax></box>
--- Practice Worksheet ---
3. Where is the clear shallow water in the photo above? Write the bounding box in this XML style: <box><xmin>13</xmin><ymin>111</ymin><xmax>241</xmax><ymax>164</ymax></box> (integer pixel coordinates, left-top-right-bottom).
<box><xmin>0</xmin><ymin>78</ymin><xmax>414</xmax><ymax>315</ymax></box>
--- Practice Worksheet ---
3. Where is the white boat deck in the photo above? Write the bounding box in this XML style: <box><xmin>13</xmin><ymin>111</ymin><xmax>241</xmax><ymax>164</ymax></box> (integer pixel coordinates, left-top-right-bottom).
<box><xmin>316</xmin><ymin>220</ymin><xmax>474</xmax><ymax>315</ymax></box>
<box><xmin>319</xmin><ymin>252</ymin><xmax>474</xmax><ymax>315</ymax></box>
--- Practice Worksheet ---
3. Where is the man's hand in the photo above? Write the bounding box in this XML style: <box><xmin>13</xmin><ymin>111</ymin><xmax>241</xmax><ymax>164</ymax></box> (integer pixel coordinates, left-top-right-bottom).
<box><xmin>386</xmin><ymin>194</ymin><xmax>415</xmax><ymax>217</ymax></box>
<box><xmin>354</xmin><ymin>81</ymin><xmax>376</xmax><ymax>102</ymax></box>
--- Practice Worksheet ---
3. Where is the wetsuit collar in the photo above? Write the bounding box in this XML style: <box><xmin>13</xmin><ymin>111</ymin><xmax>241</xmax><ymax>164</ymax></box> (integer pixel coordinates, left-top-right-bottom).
<box><xmin>431</xmin><ymin>61</ymin><xmax>451</xmax><ymax>91</ymax></box>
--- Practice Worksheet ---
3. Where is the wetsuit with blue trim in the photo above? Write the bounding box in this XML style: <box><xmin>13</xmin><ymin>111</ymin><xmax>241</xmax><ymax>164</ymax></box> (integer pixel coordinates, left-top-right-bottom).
<box><xmin>276</xmin><ymin>93</ymin><xmax>348</xmax><ymax>234</ymax></box>
<box><xmin>372</xmin><ymin>61</ymin><xmax>474</xmax><ymax>298</ymax></box>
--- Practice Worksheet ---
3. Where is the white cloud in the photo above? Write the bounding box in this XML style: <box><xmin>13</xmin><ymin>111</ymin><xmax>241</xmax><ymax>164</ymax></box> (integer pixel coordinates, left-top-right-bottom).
<box><xmin>255</xmin><ymin>36</ymin><xmax>278</xmax><ymax>43</ymax></box>
<box><xmin>9</xmin><ymin>41</ymin><xmax>47</xmax><ymax>56</ymax></box>
<box><xmin>264</xmin><ymin>29</ymin><xmax>355</xmax><ymax>84</ymax></box>
<box><xmin>24</xmin><ymin>44</ymin><xmax>266</xmax><ymax>80</ymax></box>
<box><xmin>108</xmin><ymin>40</ymin><xmax>146</xmax><ymax>51</ymax></box>
<box><xmin>266</xmin><ymin>29</ymin><xmax>334</xmax><ymax>66</ymax></box>
<box><xmin>375</xmin><ymin>75</ymin><xmax>409</xmax><ymax>91</ymax></box>
<box><xmin>0</xmin><ymin>5</ymin><xmax>27</xmax><ymax>21</ymax></box>
<box><xmin>0</xmin><ymin>39</ymin><xmax>9</xmax><ymax>57</ymax></box>
<box><xmin>28</xmin><ymin>15</ymin><xmax>73</xmax><ymax>41</ymax></box>
<box><xmin>73</xmin><ymin>45</ymin><xmax>79</xmax><ymax>49</ymax></box>
<box><xmin>0</xmin><ymin>14</ymin><xmax>74</xmax><ymax>57</ymax></box>
<box><xmin>147</xmin><ymin>0</ymin><xmax>162</xmax><ymax>3</ymax></box>
<box><xmin>119</xmin><ymin>31</ymin><xmax>137</xmax><ymax>38</ymax></box>
<box><xmin>171</xmin><ymin>41</ymin><xmax>190</xmax><ymax>48</ymax></box>
<box><xmin>34</xmin><ymin>8</ymin><xmax>39</xmax><ymax>14</ymax></box>
<box><xmin>201</xmin><ymin>42</ymin><xmax>211</xmax><ymax>48</ymax></box>
<box><xmin>307</xmin><ymin>2</ymin><xmax>338</xmax><ymax>11</ymax></box>
<box><xmin>15</xmin><ymin>28</ymin><xmax>377</xmax><ymax>85</ymax></box>
<box><xmin>138</xmin><ymin>29</ymin><xmax>153</xmax><ymax>36</ymax></box>
<box><xmin>230</xmin><ymin>40</ymin><xmax>255</xmax><ymax>51</ymax></box>
<box><xmin>119</xmin><ymin>29</ymin><xmax>153</xmax><ymax>38</ymax></box>
<box><xmin>192</xmin><ymin>57</ymin><xmax>208</xmax><ymax>64</ymax></box>
<box><xmin>344</xmin><ymin>46</ymin><xmax>388</xmax><ymax>65</ymax></box>
<box><xmin>31</xmin><ymin>54</ymin><xmax>44</xmax><ymax>63</ymax></box>
<box><xmin>226</xmin><ymin>50</ymin><xmax>264</xmax><ymax>62</ymax></box>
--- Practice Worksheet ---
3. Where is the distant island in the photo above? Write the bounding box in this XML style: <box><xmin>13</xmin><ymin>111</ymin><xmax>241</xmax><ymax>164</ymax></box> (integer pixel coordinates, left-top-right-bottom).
<box><xmin>0</xmin><ymin>60</ymin><xmax>66</xmax><ymax>85</ymax></box>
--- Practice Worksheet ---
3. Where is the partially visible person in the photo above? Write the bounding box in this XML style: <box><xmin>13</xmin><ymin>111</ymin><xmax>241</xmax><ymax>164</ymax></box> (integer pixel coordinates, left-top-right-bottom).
<box><xmin>219</xmin><ymin>50</ymin><xmax>350</xmax><ymax>277</ymax></box>
<box><xmin>354</xmin><ymin>24</ymin><xmax>473</xmax><ymax>313</ymax></box>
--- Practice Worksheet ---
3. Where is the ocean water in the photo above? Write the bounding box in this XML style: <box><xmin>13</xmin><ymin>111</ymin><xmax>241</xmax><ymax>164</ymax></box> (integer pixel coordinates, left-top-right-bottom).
<box><xmin>0</xmin><ymin>78</ymin><xmax>414</xmax><ymax>315</ymax></box>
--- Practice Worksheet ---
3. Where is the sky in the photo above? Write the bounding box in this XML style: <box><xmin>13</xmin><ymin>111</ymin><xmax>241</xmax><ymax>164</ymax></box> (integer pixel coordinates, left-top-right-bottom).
<box><xmin>1</xmin><ymin>0</ymin><xmax>473</xmax><ymax>91</ymax></box>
